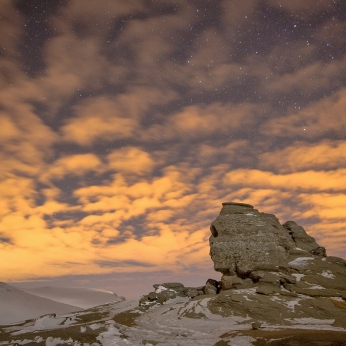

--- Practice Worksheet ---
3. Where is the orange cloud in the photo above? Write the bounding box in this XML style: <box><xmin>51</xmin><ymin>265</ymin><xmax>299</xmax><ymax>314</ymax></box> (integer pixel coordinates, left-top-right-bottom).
<box><xmin>224</xmin><ymin>168</ymin><xmax>346</xmax><ymax>192</ymax></box>
<box><xmin>144</xmin><ymin>102</ymin><xmax>265</xmax><ymax>141</ymax></box>
<box><xmin>41</xmin><ymin>154</ymin><xmax>102</xmax><ymax>181</ymax></box>
<box><xmin>108</xmin><ymin>147</ymin><xmax>154</xmax><ymax>174</ymax></box>
<box><xmin>259</xmin><ymin>140</ymin><xmax>346</xmax><ymax>173</ymax></box>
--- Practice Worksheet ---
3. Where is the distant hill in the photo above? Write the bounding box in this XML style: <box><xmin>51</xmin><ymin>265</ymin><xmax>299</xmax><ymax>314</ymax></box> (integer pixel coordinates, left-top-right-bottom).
<box><xmin>23</xmin><ymin>286</ymin><xmax>124</xmax><ymax>309</ymax></box>
<box><xmin>0</xmin><ymin>282</ymin><xmax>81</xmax><ymax>325</ymax></box>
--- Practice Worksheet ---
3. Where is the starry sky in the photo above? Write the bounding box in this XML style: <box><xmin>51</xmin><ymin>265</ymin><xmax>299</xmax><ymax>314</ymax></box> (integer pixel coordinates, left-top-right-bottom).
<box><xmin>1</xmin><ymin>0</ymin><xmax>346</xmax><ymax>298</ymax></box>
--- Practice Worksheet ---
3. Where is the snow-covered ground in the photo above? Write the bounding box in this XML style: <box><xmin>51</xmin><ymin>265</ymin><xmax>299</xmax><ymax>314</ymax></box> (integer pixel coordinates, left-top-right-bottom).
<box><xmin>1</xmin><ymin>287</ymin><xmax>345</xmax><ymax>345</ymax></box>
<box><xmin>0</xmin><ymin>282</ymin><xmax>81</xmax><ymax>325</ymax></box>
<box><xmin>1</xmin><ymin>281</ymin><xmax>346</xmax><ymax>345</ymax></box>
<box><xmin>23</xmin><ymin>286</ymin><xmax>124</xmax><ymax>309</ymax></box>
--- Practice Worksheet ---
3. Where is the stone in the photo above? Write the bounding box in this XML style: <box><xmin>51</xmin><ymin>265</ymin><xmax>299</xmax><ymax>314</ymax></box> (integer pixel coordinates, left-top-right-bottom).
<box><xmin>153</xmin><ymin>282</ymin><xmax>186</xmax><ymax>297</ymax></box>
<box><xmin>209</xmin><ymin>202</ymin><xmax>296</xmax><ymax>277</ymax></box>
<box><xmin>250</xmin><ymin>271</ymin><xmax>280</xmax><ymax>284</ymax></box>
<box><xmin>256</xmin><ymin>283</ymin><xmax>280</xmax><ymax>295</ymax></box>
<box><xmin>139</xmin><ymin>295</ymin><xmax>149</xmax><ymax>305</ymax></box>
<box><xmin>186</xmin><ymin>288</ymin><xmax>199</xmax><ymax>298</ymax></box>
<box><xmin>208</xmin><ymin>202</ymin><xmax>346</xmax><ymax>301</ymax></box>
<box><xmin>204</xmin><ymin>279</ymin><xmax>219</xmax><ymax>295</ymax></box>
<box><xmin>148</xmin><ymin>292</ymin><xmax>158</xmax><ymax>301</ymax></box>
<box><xmin>283</xmin><ymin>221</ymin><xmax>326</xmax><ymax>256</ymax></box>
<box><xmin>153</xmin><ymin>282</ymin><xmax>185</xmax><ymax>291</ymax></box>
<box><xmin>157</xmin><ymin>291</ymin><xmax>170</xmax><ymax>302</ymax></box>
<box><xmin>252</xmin><ymin>322</ymin><xmax>261</xmax><ymax>330</ymax></box>
<box><xmin>221</xmin><ymin>274</ymin><xmax>243</xmax><ymax>290</ymax></box>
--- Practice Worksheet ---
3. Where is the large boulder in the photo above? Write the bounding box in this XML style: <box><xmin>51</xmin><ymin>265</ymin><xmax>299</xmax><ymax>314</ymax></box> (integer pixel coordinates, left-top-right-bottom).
<box><xmin>209</xmin><ymin>202</ymin><xmax>346</xmax><ymax>299</ymax></box>
<box><xmin>283</xmin><ymin>221</ymin><xmax>326</xmax><ymax>256</ymax></box>
<box><xmin>209</xmin><ymin>202</ymin><xmax>296</xmax><ymax>277</ymax></box>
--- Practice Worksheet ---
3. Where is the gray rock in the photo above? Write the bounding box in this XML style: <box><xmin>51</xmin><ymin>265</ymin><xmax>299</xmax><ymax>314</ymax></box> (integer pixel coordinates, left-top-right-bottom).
<box><xmin>186</xmin><ymin>288</ymin><xmax>199</xmax><ymax>298</ymax></box>
<box><xmin>204</xmin><ymin>279</ymin><xmax>218</xmax><ymax>295</ymax></box>
<box><xmin>283</xmin><ymin>221</ymin><xmax>326</xmax><ymax>256</ymax></box>
<box><xmin>221</xmin><ymin>274</ymin><xmax>243</xmax><ymax>290</ymax></box>
<box><xmin>256</xmin><ymin>282</ymin><xmax>280</xmax><ymax>295</ymax></box>
<box><xmin>157</xmin><ymin>291</ymin><xmax>170</xmax><ymax>302</ymax></box>
<box><xmin>209</xmin><ymin>202</ymin><xmax>296</xmax><ymax>277</ymax></box>
<box><xmin>148</xmin><ymin>292</ymin><xmax>158</xmax><ymax>301</ymax></box>
<box><xmin>252</xmin><ymin>322</ymin><xmax>261</xmax><ymax>330</ymax></box>
<box><xmin>153</xmin><ymin>282</ymin><xmax>185</xmax><ymax>291</ymax></box>
<box><xmin>206</xmin><ymin>202</ymin><xmax>346</xmax><ymax>327</ymax></box>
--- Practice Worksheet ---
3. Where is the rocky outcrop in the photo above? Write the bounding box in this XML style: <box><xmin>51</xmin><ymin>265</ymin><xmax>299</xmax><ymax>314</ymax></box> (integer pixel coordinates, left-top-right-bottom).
<box><xmin>137</xmin><ymin>202</ymin><xmax>346</xmax><ymax>334</ymax></box>
<box><xmin>209</xmin><ymin>202</ymin><xmax>297</xmax><ymax>277</ymax></box>
<box><xmin>208</xmin><ymin>202</ymin><xmax>346</xmax><ymax>298</ymax></box>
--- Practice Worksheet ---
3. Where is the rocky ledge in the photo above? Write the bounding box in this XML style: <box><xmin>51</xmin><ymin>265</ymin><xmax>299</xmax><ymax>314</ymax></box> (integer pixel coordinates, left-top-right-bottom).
<box><xmin>140</xmin><ymin>202</ymin><xmax>346</xmax><ymax>328</ymax></box>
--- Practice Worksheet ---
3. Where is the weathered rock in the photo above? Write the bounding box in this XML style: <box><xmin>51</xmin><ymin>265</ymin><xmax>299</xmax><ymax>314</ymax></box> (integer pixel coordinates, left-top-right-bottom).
<box><xmin>209</xmin><ymin>202</ymin><xmax>346</xmax><ymax>303</ymax></box>
<box><xmin>221</xmin><ymin>274</ymin><xmax>243</xmax><ymax>290</ymax></box>
<box><xmin>153</xmin><ymin>282</ymin><xmax>185</xmax><ymax>297</ymax></box>
<box><xmin>186</xmin><ymin>288</ymin><xmax>199</xmax><ymax>298</ymax></box>
<box><xmin>204</xmin><ymin>279</ymin><xmax>219</xmax><ymax>295</ymax></box>
<box><xmin>283</xmin><ymin>221</ymin><xmax>326</xmax><ymax>256</ymax></box>
<box><xmin>256</xmin><ymin>282</ymin><xmax>280</xmax><ymax>295</ymax></box>
<box><xmin>252</xmin><ymin>321</ymin><xmax>261</xmax><ymax>330</ymax></box>
<box><xmin>153</xmin><ymin>282</ymin><xmax>185</xmax><ymax>292</ymax></box>
<box><xmin>209</xmin><ymin>202</ymin><xmax>296</xmax><ymax>277</ymax></box>
<box><xmin>148</xmin><ymin>292</ymin><xmax>158</xmax><ymax>301</ymax></box>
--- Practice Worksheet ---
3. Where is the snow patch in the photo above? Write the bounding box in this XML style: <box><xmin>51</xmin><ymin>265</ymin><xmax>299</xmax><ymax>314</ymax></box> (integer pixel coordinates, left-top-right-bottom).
<box><xmin>319</xmin><ymin>270</ymin><xmax>335</xmax><ymax>279</ymax></box>
<box><xmin>96</xmin><ymin>324</ymin><xmax>125</xmax><ymax>345</ymax></box>
<box><xmin>292</xmin><ymin>273</ymin><xmax>305</xmax><ymax>282</ymax></box>
<box><xmin>89</xmin><ymin>323</ymin><xmax>103</xmax><ymax>330</ymax></box>
<box><xmin>228</xmin><ymin>335</ymin><xmax>256</xmax><ymax>346</ymax></box>
<box><xmin>305</xmin><ymin>282</ymin><xmax>325</xmax><ymax>289</ymax></box>
<box><xmin>286</xmin><ymin>318</ymin><xmax>335</xmax><ymax>325</ymax></box>
<box><xmin>288</xmin><ymin>257</ymin><xmax>314</xmax><ymax>267</ymax></box>
<box><xmin>155</xmin><ymin>285</ymin><xmax>168</xmax><ymax>293</ymax></box>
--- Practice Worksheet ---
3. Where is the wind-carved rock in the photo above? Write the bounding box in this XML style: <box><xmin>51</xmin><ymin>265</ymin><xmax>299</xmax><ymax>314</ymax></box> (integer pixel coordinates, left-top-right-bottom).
<box><xmin>206</xmin><ymin>202</ymin><xmax>346</xmax><ymax>328</ymax></box>
<box><xmin>209</xmin><ymin>202</ymin><xmax>337</xmax><ymax>293</ymax></box>
<box><xmin>209</xmin><ymin>202</ymin><xmax>296</xmax><ymax>277</ymax></box>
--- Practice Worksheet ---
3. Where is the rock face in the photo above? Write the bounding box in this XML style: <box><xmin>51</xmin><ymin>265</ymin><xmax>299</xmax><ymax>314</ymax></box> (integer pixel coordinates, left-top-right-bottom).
<box><xmin>209</xmin><ymin>202</ymin><xmax>296</xmax><ymax>277</ymax></box>
<box><xmin>136</xmin><ymin>202</ymin><xmax>346</xmax><ymax>338</ymax></box>
<box><xmin>209</xmin><ymin>202</ymin><xmax>345</xmax><ymax>298</ymax></box>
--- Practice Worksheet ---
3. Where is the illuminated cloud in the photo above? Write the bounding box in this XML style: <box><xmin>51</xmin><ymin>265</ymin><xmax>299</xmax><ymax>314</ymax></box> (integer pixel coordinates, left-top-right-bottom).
<box><xmin>0</xmin><ymin>0</ymin><xmax>345</xmax><ymax>293</ymax></box>
<box><xmin>259</xmin><ymin>140</ymin><xmax>346</xmax><ymax>173</ymax></box>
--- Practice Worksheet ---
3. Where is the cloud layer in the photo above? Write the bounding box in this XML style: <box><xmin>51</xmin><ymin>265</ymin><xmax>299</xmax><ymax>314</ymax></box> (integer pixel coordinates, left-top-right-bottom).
<box><xmin>1</xmin><ymin>0</ymin><xmax>345</xmax><ymax>295</ymax></box>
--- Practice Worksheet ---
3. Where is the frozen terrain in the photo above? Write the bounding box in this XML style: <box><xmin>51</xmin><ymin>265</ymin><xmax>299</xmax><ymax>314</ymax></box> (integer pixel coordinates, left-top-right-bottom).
<box><xmin>0</xmin><ymin>283</ymin><xmax>81</xmax><ymax>325</ymax></box>
<box><xmin>1</xmin><ymin>282</ymin><xmax>346</xmax><ymax>345</ymax></box>
<box><xmin>23</xmin><ymin>286</ymin><xmax>124</xmax><ymax>309</ymax></box>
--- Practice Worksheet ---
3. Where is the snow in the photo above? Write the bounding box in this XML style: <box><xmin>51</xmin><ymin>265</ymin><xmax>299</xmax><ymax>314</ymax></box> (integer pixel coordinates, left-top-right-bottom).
<box><xmin>228</xmin><ymin>335</ymin><xmax>256</xmax><ymax>345</ymax></box>
<box><xmin>23</xmin><ymin>286</ymin><xmax>123</xmax><ymax>309</ymax></box>
<box><xmin>96</xmin><ymin>324</ymin><xmax>124</xmax><ymax>345</ymax></box>
<box><xmin>270</xmin><ymin>296</ymin><xmax>301</xmax><ymax>311</ymax></box>
<box><xmin>319</xmin><ymin>270</ymin><xmax>335</xmax><ymax>279</ymax></box>
<box><xmin>0</xmin><ymin>282</ymin><xmax>81</xmax><ymax>325</ymax></box>
<box><xmin>285</xmin><ymin>318</ymin><xmax>336</xmax><ymax>326</ymax></box>
<box><xmin>2</xmin><ymin>283</ymin><xmax>346</xmax><ymax>345</ymax></box>
<box><xmin>288</xmin><ymin>257</ymin><xmax>314</xmax><ymax>267</ymax></box>
<box><xmin>291</xmin><ymin>273</ymin><xmax>305</xmax><ymax>281</ymax></box>
<box><xmin>46</xmin><ymin>337</ymin><xmax>67</xmax><ymax>346</ymax></box>
<box><xmin>89</xmin><ymin>323</ymin><xmax>103</xmax><ymax>330</ymax></box>
<box><xmin>154</xmin><ymin>285</ymin><xmax>168</xmax><ymax>293</ymax></box>
<box><xmin>306</xmin><ymin>284</ymin><xmax>325</xmax><ymax>289</ymax></box>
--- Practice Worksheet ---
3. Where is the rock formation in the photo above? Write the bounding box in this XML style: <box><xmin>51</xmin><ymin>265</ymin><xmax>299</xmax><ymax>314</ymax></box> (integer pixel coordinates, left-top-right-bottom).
<box><xmin>138</xmin><ymin>202</ymin><xmax>346</xmax><ymax>334</ymax></box>
<box><xmin>207</xmin><ymin>203</ymin><xmax>346</xmax><ymax>315</ymax></box>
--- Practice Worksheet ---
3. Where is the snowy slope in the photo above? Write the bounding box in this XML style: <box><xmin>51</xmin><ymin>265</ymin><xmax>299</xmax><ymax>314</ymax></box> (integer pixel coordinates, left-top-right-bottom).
<box><xmin>0</xmin><ymin>282</ymin><xmax>82</xmax><ymax>325</ymax></box>
<box><xmin>1</xmin><ymin>296</ymin><xmax>345</xmax><ymax>346</ymax></box>
<box><xmin>23</xmin><ymin>286</ymin><xmax>124</xmax><ymax>309</ymax></box>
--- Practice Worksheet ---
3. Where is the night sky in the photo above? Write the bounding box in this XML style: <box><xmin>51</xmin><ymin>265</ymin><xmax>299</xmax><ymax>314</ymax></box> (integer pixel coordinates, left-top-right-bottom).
<box><xmin>1</xmin><ymin>0</ymin><xmax>346</xmax><ymax>298</ymax></box>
